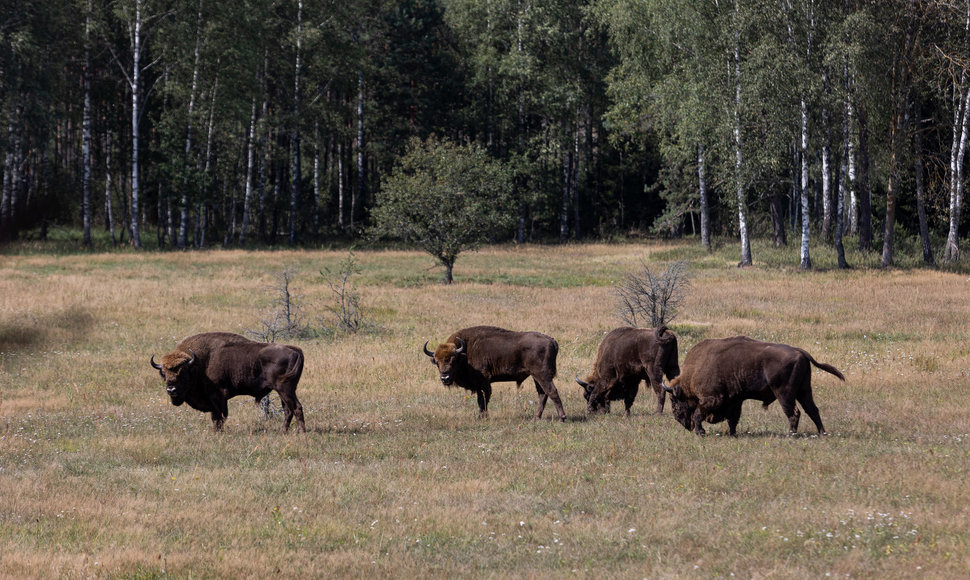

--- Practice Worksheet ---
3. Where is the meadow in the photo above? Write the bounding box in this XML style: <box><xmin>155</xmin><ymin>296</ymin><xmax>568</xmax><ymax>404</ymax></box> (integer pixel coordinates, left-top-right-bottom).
<box><xmin>1</xmin><ymin>240</ymin><xmax>969</xmax><ymax>578</ymax></box>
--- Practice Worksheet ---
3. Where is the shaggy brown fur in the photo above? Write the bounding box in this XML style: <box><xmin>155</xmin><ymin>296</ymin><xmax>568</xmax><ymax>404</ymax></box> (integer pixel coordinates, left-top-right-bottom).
<box><xmin>664</xmin><ymin>336</ymin><xmax>844</xmax><ymax>436</ymax></box>
<box><xmin>151</xmin><ymin>332</ymin><xmax>305</xmax><ymax>432</ymax></box>
<box><xmin>576</xmin><ymin>326</ymin><xmax>680</xmax><ymax>416</ymax></box>
<box><xmin>423</xmin><ymin>325</ymin><xmax>565</xmax><ymax>421</ymax></box>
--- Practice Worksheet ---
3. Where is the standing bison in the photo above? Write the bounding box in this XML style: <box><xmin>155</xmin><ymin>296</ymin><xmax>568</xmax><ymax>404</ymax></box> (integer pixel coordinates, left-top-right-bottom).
<box><xmin>150</xmin><ymin>332</ymin><xmax>306</xmax><ymax>432</ymax></box>
<box><xmin>575</xmin><ymin>326</ymin><xmax>680</xmax><ymax>416</ymax></box>
<box><xmin>663</xmin><ymin>336</ymin><xmax>844</xmax><ymax>436</ymax></box>
<box><xmin>423</xmin><ymin>325</ymin><xmax>566</xmax><ymax>421</ymax></box>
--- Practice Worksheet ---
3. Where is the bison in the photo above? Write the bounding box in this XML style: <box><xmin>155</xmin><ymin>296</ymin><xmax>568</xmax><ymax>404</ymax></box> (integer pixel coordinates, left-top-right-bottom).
<box><xmin>423</xmin><ymin>325</ymin><xmax>566</xmax><ymax>421</ymax></box>
<box><xmin>575</xmin><ymin>326</ymin><xmax>680</xmax><ymax>416</ymax></box>
<box><xmin>150</xmin><ymin>332</ymin><xmax>306</xmax><ymax>432</ymax></box>
<box><xmin>663</xmin><ymin>335</ymin><xmax>844</xmax><ymax>436</ymax></box>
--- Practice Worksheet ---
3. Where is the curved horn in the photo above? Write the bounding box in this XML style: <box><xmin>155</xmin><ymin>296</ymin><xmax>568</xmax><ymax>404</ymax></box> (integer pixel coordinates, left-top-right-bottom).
<box><xmin>575</xmin><ymin>375</ymin><xmax>591</xmax><ymax>389</ymax></box>
<box><xmin>150</xmin><ymin>355</ymin><xmax>162</xmax><ymax>370</ymax></box>
<box><xmin>423</xmin><ymin>341</ymin><xmax>435</xmax><ymax>358</ymax></box>
<box><xmin>661</xmin><ymin>381</ymin><xmax>674</xmax><ymax>393</ymax></box>
<box><xmin>186</xmin><ymin>349</ymin><xmax>197</xmax><ymax>366</ymax></box>
<box><xmin>453</xmin><ymin>336</ymin><xmax>466</xmax><ymax>355</ymax></box>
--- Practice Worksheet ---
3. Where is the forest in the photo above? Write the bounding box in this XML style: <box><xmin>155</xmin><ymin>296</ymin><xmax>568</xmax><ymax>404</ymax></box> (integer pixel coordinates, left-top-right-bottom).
<box><xmin>2</xmin><ymin>0</ymin><xmax>969</xmax><ymax>267</ymax></box>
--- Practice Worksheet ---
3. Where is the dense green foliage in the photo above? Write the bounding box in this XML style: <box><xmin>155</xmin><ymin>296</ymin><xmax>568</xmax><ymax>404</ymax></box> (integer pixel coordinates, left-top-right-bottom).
<box><xmin>370</xmin><ymin>136</ymin><xmax>515</xmax><ymax>282</ymax></box>
<box><xmin>1</xmin><ymin>0</ymin><xmax>969</xmax><ymax>266</ymax></box>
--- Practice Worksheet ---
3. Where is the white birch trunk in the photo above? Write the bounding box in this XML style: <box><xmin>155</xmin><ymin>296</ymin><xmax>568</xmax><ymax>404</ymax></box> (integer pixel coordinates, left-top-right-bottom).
<box><xmin>82</xmin><ymin>0</ymin><xmax>93</xmax><ymax>246</ymax></box>
<box><xmin>945</xmin><ymin>69</ymin><xmax>970</xmax><ymax>262</ymax></box>
<box><xmin>178</xmin><ymin>0</ymin><xmax>204</xmax><ymax>248</ymax></box>
<box><xmin>240</xmin><ymin>96</ymin><xmax>257</xmax><ymax>244</ymax></box>
<box><xmin>800</xmin><ymin>99</ymin><xmax>811</xmax><ymax>269</ymax></box>
<box><xmin>289</xmin><ymin>0</ymin><xmax>303</xmax><ymax>245</ymax></box>
<box><xmin>733</xmin><ymin>0</ymin><xmax>751</xmax><ymax>266</ymax></box>
<box><xmin>698</xmin><ymin>143</ymin><xmax>710</xmax><ymax>251</ymax></box>
<box><xmin>337</xmin><ymin>140</ymin><xmax>345</xmax><ymax>230</ymax></box>
<box><xmin>105</xmin><ymin>131</ymin><xmax>116</xmax><ymax>244</ymax></box>
<box><xmin>129</xmin><ymin>0</ymin><xmax>143</xmax><ymax>248</ymax></box>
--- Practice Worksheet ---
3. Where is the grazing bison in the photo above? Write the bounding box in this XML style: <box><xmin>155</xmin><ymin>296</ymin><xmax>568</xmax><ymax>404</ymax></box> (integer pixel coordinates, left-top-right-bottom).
<box><xmin>423</xmin><ymin>325</ymin><xmax>566</xmax><ymax>421</ymax></box>
<box><xmin>575</xmin><ymin>326</ymin><xmax>680</xmax><ymax>416</ymax></box>
<box><xmin>663</xmin><ymin>336</ymin><xmax>844</xmax><ymax>436</ymax></box>
<box><xmin>150</xmin><ymin>332</ymin><xmax>306</xmax><ymax>432</ymax></box>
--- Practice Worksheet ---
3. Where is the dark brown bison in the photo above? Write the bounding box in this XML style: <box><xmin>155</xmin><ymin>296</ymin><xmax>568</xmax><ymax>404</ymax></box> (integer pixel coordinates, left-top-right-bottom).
<box><xmin>423</xmin><ymin>325</ymin><xmax>566</xmax><ymax>421</ymax></box>
<box><xmin>663</xmin><ymin>335</ymin><xmax>844</xmax><ymax>436</ymax></box>
<box><xmin>575</xmin><ymin>326</ymin><xmax>680</xmax><ymax>416</ymax></box>
<box><xmin>150</xmin><ymin>332</ymin><xmax>306</xmax><ymax>432</ymax></box>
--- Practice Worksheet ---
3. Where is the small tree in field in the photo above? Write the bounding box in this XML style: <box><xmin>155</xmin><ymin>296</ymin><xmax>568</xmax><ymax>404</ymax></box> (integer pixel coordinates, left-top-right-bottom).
<box><xmin>370</xmin><ymin>136</ymin><xmax>514</xmax><ymax>283</ymax></box>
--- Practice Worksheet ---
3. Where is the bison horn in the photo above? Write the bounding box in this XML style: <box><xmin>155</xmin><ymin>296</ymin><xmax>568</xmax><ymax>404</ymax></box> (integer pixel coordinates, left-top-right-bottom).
<box><xmin>150</xmin><ymin>355</ymin><xmax>162</xmax><ymax>370</ymax></box>
<box><xmin>423</xmin><ymin>341</ymin><xmax>435</xmax><ymax>358</ymax></box>
<box><xmin>453</xmin><ymin>336</ymin><xmax>466</xmax><ymax>355</ymax></box>
<box><xmin>575</xmin><ymin>375</ymin><xmax>591</xmax><ymax>389</ymax></box>
<box><xmin>661</xmin><ymin>382</ymin><xmax>673</xmax><ymax>393</ymax></box>
<box><xmin>186</xmin><ymin>349</ymin><xmax>197</xmax><ymax>366</ymax></box>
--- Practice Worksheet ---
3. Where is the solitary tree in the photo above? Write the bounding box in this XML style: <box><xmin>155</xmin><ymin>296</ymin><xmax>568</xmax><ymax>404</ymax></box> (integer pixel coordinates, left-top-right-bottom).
<box><xmin>370</xmin><ymin>136</ymin><xmax>514</xmax><ymax>283</ymax></box>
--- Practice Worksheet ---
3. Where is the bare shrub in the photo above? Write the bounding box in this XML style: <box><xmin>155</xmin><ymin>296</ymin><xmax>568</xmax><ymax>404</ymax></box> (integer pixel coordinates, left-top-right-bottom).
<box><xmin>320</xmin><ymin>251</ymin><xmax>367</xmax><ymax>335</ymax></box>
<box><xmin>615</xmin><ymin>260</ymin><xmax>691</xmax><ymax>328</ymax></box>
<box><xmin>247</xmin><ymin>269</ymin><xmax>308</xmax><ymax>343</ymax></box>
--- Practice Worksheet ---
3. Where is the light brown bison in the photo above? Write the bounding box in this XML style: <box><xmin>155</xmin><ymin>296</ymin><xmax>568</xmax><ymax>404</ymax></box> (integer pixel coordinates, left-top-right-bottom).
<box><xmin>663</xmin><ymin>336</ymin><xmax>844</xmax><ymax>436</ymax></box>
<box><xmin>576</xmin><ymin>326</ymin><xmax>680</xmax><ymax>416</ymax></box>
<box><xmin>423</xmin><ymin>325</ymin><xmax>566</xmax><ymax>421</ymax></box>
<box><xmin>151</xmin><ymin>332</ymin><xmax>305</xmax><ymax>432</ymax></box>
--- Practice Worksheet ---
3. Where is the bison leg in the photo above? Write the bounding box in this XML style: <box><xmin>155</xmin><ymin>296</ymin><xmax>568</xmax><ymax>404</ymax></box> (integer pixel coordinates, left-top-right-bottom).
<box><xmin>777</xmin><ymin>395</ymin><xmax>802</xmax><ymax>436</ymax></box>
<box><xmin>534</xmin><ymin>378</ymin><xmax>566</xmax><ymax>422</ymax></box>
<box><xmin>725</xmin><ymin>402</ymin><xmax>743</xmax><ymax>436</ymax></box>
<box><xmin>796</xmin><ymin>393</ymin><xmax>826</xmax><ymax>435</ymax></box>
<box><xmin>691</xmin><ymin>407</ymin><xmax>707</xmax><ymax>436</ymax></box>
<box><xmin>476</xmin><ymin>385</ymin><xmax>492</xmax><ymax>419</ymax></box>
<box><xmin>623</xmin><ymin>379</ymin><xmax>639</xmax><ymax>417</ymax></box>
<box><xmin>278</xmin><ymin>389</ymin><xmax>306</xmax><ymax>433</ymax></box>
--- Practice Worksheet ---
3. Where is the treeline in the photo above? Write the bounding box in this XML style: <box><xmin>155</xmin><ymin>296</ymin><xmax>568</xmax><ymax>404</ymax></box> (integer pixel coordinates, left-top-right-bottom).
<box><xmin>1</xmin><ymin>0</ymin><xmax>968</xmax><ymax>265</ymax></box>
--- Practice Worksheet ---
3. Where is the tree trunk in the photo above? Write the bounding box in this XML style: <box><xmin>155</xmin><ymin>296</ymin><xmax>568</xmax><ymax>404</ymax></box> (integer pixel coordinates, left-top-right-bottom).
<box><xmin>698</xmin><ymin>143</ymin><xmax>710</xmax><ymax>251</ymax></box>
<box><xmin>82</xmin><ymin>0</ymin><xmax>93</xmax><ymax>246</ymax></box>
<box><xmin>800</xmin><ymin>100</ymin><xmax>812</xmax><ymax>270</ymax></box>
<box><xmin>856</xmin><ymin>99</ymin><xmax>873</xmax><ymax>252</ymax></box>
<box><xmin>945</xmin><ymin>74</ymin><xmax>970</xmax><ymax>262</ymax></box>
<box><xmin>821</xmin><ymin>70</ymin><xmax>832</xmax><ymax>242</ymax></box>
<box><xmin>105</xmin><ymin>131</ymin><xmax>117</xmax><ymax>245</ymax></box>
<box><xmin>129</xmin><ymin>0</ymin><xmax>143</xmax><ymax>249</ymax></box>
<box><xmin>353</xmin><ymin>69</ymin><xmax>365</xmax><ymax>234</ymax></box>
<box><xmin>732</xmin><ymin>2</ymin><xmax>752</xmax><ymax>267</ymax></box>
<box><xmin>177</xmin><ymin>0</ymin><xmax>205</xmax><ymax>249</ymax></box>
<box><xmin>289</xmin><ymin>0</ymin><xmax>303</xmax><ymax>246</ymax></box>
<box><xmin>337</xmin><ymin>139</ymin><xmax>345</xmax><ymax>230</ymax></box>
<box><xmin>240</xmin><ymin>97</ymin><xmax>257</xmax><ymax>245</ymax></box>
<box><xmin>914</xmin><ymin>106</ymin><xmax>933</xmax><ymax>265</ymax></box>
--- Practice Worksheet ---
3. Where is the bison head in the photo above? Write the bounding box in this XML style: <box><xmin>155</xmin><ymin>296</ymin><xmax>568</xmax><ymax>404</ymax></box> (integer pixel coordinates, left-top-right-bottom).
<box><xmin>663</xmin><ymin>380</ymin><xmax>694</xmax><ymax>431</ymax></box>
<box><xmin>423</xmin><ymin>337</ymin><xmax>465</xmax><ymax>386</ymax></box>
<box><xmin>575</xmin><ymin>375</ymin><xmax>610</xmax><ymax>414</ymax></box>
<box><xmin>150</xmin><ymin>349</ymin><xmax>197</xmax><ymax>406</ymax></box>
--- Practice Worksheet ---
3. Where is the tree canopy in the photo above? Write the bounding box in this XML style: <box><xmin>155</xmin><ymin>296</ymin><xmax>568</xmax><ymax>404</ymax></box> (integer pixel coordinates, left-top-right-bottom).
<box><xmin>370</xmin><ymin>136</ymin><xmax>514</xmax><ymax>282</ymax></box>
<box><xmin>1</xmin><ymin>0</ymin><xmax>969</xmax><ymax>268</ymax></box>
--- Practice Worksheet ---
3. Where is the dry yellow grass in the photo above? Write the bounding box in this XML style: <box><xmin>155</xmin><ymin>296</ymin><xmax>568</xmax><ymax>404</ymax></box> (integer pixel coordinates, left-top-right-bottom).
<box><xmin>1</xmin><ymin>242</ymin><xmax>969</xmax><ymax>578</ymax></box>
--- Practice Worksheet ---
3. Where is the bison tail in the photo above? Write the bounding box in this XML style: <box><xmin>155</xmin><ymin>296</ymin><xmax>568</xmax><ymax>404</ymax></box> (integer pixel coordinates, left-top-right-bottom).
<box><xmin>810</xmin><ymin>359</ymin><xmax>845</xmax><ymax>382</ymax></box>
<box><xmin>281</xmin><ymin>348</ymin><xmax>306</xmax><ymax>383</ymax></box>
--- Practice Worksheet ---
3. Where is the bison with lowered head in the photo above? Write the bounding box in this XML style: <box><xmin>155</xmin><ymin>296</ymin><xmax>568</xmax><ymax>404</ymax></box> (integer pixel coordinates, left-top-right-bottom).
<box><xmin>423</xmin><ymin>325</ymin><xmax>566</xmax><ymax>421</ymax></box>
<box><xmin>663</xmin><ymin>335</ymin><xmax>844</xmax><ymax>436</ymax></box>
<box><xmin>576</xmin><ymin>326</ymin><xmax>680</xmax><ymax>416</ymax></box>
<box><xmin>151</xmin><ymin>332</ymin><xmax>306</xmax><ymax>432</ymax></box>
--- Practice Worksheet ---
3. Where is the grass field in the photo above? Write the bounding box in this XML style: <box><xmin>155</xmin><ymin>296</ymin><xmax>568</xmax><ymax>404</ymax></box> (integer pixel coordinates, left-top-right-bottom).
<box><xmin>1</xmin><ymin>240</ymin><xmax>969</xmax><ymax>578</ymax></box>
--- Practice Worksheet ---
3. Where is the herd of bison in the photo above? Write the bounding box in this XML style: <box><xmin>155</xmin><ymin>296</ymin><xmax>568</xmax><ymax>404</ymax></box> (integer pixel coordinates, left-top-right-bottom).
<box><xmin>151</xmin><ymin>325</ymin><xmax>845</xmax><ymax>437</ymax></box>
